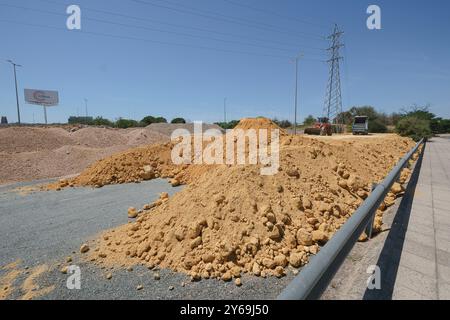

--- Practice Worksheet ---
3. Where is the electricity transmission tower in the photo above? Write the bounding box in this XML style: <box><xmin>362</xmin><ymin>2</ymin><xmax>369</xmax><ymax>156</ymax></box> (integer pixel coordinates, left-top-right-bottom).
<box><xmin>323</xmin><ymin>24</ymin><xmax>344</xmax><ymax>130</ymax></box>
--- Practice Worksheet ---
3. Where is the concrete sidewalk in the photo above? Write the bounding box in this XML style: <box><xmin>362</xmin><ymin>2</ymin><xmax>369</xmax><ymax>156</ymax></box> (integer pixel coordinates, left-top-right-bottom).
<box><xmin>391</xmin><ymin>135</ymin><xmax>450</xmax><ymax>299</ymax></box>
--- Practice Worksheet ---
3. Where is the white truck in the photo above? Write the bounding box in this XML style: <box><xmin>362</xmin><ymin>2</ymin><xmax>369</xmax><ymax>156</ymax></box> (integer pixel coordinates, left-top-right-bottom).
<box><xmin>352</xmin><ymin>116</ymin><xmax>369</xmax><ymax>135</ymax></box>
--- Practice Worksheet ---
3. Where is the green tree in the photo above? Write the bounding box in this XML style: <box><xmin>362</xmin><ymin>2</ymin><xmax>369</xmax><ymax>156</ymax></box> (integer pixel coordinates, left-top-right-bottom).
<box><xmin>396</xmin><ymin>116</ymin><xmax>432</xmax><ymax>141</ymax></box>
<box><xmin>303</xmin><ymin>115</ymin><xmax>316</xmax><ymax>126</ymax></box>
<box><xmin>154</xmin><ymin>117</ymin><xmax>167</xmax><ymax>123</ymax></box>
<box><xmin>68</xmin><ymin>116</ymin><xmax>93</xmax><ymax>125</ymax></box>
<box><xmin>141</xmin><ymin>116</ymin><xmax>168</xmax><ymax>125</ymax></box>
<box><xmin>278</xmin><ymin>120</ymin><xmax>292</xmax><ymax>128</ymax></box>
<box><xmin>92</xmin><ymin>117</ymin><xmax>114</xmax><ymax>126</ymax></box>
<box><xmin>401</xmin><ymin>104</ymin><xmax>435</xmax><ymax>121</ymax></box>
<box><xmin>215</xmin><ymin>120</ymin><xmax>239</xmax><ymax>129</ymax></box>
<box><xmin>171</xmin><ymin>117</ymin><xmax>186</xmax><ymax>124</ymax></box>
<box><xmin>369</xmin><ymin>119</ymin><xmax>387</xmax><ymax>133</ymax></box>
<box><xmin>141</xmin><ymin>116</ymin><xmax>156</xmax><ymax>125</ymax></box>
<box><xmin>115</xmin><ymin>118</ymin><xmax>139</xmax><ymax>129</ymax></box>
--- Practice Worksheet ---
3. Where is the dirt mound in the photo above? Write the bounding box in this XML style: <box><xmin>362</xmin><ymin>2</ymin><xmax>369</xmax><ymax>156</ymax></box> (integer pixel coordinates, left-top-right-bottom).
<box><xmin>0</xmin><ymin>126</ymin><xmax>171</xmax><ymax>185</ymax></box>
<box><xmin>146</xmin><ymin>123</ymin><xmax>224</xmax><ymax>137</ymax></box>
<box><xmin>83</xmin><ymin>134</ymin><xmax>417</xmax><ymax>281</ymax></box>
<box><xmin>124</xmin><ymin>128</ymin><xmax>170</xmax><ymax>146</ymax></box>
<box><xmin>234</xmin><ymin>117</ymin><xmax>287</xmax><ymax>135</ymax></box>
<box><xmin>0</xmin><ymin>127</ymin><xmax>74</xmax><ymax>153</ymax></box>
<box><xmin>70</xmin><ymin>127</ymin><xmax>128</xmax><ymax>148</ymax></box>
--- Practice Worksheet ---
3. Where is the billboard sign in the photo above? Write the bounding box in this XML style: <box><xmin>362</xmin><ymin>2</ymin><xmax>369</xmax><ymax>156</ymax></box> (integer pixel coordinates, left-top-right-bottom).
<box><xmin>24</xmin><ymin>89</ymin><xmax>59</xmax><ymax>106</ymax></box>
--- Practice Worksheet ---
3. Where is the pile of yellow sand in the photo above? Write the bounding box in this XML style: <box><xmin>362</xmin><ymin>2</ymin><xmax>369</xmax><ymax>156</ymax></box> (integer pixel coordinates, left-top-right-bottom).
<box><xmin>77</xmin><ymin>131</ymin><xmax>417</xmax><ymax>282</ymax></box>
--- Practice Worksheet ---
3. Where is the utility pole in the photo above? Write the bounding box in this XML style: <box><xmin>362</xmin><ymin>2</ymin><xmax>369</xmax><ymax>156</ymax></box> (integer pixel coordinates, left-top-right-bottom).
<box><xmin>6</xmin><ymin>60</ymin><xmax>22</xmax><ymax>124</ymax></box>
<box><xmin>293</xmin><ymin>53</ymin><xmax>303</xmax><ymax>135</ymax></box>
<box><xmin>324</xmin><ymin>24</ymin><xmax>344</xmax><ymax>132</ymax></box>
<box><xmin>224</xmin><ymin>97</ymin><xmax>227</xmax><ymax>123</ymax></box>
<box><xmin>84</xmin><ymin>98</ymin><xmax>88</xmax><ymax>118</ymax></box>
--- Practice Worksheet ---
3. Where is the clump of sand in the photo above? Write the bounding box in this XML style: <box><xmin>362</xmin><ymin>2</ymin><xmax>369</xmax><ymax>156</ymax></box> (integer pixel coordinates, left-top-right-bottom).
<box><xmin>234</xmin><ymin>117</ymin><xmax>287</xmax><ymax>136</ymax></box>
<box><xmin>75</xmin><ymin>120</ymin><xmax>416</xmax><ymax>281</ymax></box>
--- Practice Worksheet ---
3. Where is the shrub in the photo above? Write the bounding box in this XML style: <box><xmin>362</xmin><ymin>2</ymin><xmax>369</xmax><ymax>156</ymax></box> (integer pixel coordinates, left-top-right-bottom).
<box><xmin>215</xmin><ymin>120</ymin><xmax>239</xmax><ymax>129</ymax></box>
<box><xmin>303</xmin><ymin>115</ymin><xmax>316</xmax><ymax>126</ymax></box>
<box><xmin>171</xmin><ymin>117</ymin><xmax>186</xmax><ymax>124</ymax></box>
<box><xmin>68</xmin><ymin>116</ymin><xmax>93</xmax><ymax>125</ymax></box>
<box><xmin>278</xmin><ymin>120</ymin><xmax>292</xmax><ymax>129</ymax></box>
<box><xmin>92</xmin><ymin>117</ymin><xmax>114</xmax><ymax>126</ymax></box>
<box><xmin>115</xmin><ymin>118</ymin><xmax>139</xmax><ymax>129</ymax></box>
<box><xmin>396</xmin><ymin>116</ymin><xmax>432</xmax><ymax>141</ymax></box>
<box><xmin>369</xmin><ymin>119</ymin><xmax>387</xmax><ymax>133</ymax></box>
<box><xmin>141</xmin><ymin>116</ymin><xmax>168</xmax><ymax>125</ymax></box>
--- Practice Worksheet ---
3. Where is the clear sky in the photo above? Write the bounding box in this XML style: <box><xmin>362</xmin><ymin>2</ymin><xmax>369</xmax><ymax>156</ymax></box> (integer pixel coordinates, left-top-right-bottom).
<box><xmin>1</xmin><ymin>0</ymin><xmax>449</xmax><ymax>124</ymax></box>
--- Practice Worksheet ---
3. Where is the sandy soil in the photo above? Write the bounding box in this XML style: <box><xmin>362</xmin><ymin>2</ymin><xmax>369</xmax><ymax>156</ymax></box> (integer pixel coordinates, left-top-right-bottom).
<box><xmin>0</xmin><ymin>126</ymin><xmax>169</xmax><ymax>185</ymax></box>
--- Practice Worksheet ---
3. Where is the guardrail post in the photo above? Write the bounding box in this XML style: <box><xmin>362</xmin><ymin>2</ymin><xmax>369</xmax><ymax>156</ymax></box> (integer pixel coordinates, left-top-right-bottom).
<box><xmin>364</xmin><ymin>183</ymin><xmax>378</xmax><ymax>239</ymax></box>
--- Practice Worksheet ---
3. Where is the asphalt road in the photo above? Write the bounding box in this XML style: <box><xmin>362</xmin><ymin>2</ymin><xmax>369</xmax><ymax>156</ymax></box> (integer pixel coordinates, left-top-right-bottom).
<box><xmin>0</xmin><ymin>179</ymin><xmax>294</xmax><ymax>300</ymax></box>
<box><xmin>1</xmin><ymin>172</ymin><xmax>413</xmax><ymax>300</ymax></box>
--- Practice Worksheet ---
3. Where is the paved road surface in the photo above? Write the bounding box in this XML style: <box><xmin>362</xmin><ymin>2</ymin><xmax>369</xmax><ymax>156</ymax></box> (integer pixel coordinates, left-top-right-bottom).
<box><xmin>0</xmin><ymin>179</ymin><xmax>294</xmax><ymax>300</ymax></box>
<box><xmin>0</xmin><ymin>179</ymin><xmax>182</xmax><ymax>267</ymax></box>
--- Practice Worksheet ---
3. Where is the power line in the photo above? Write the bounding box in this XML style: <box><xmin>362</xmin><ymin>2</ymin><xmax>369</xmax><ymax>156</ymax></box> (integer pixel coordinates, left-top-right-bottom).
<box><xmin>0</xmin><ymin>3</ymin><xmax>318</xmax><ymax>55</ymax></box>
<box><xmin>222</xmin><ymin>0</ymin><xmax>331</xmax><ymax>29</ymax></box>
<box><xmin>130</xmin><ymin>0</ymin><xmax>326</xmax><ymax>41</ymax></box>
<box><xmin>156</xmin><ymin>0</ymin><xmax>328</xmax><ymax>35</ymax></box>
<box><xmin>0</xmin><ymin>19</ymin><xmax>297</xmax><ymax>60</ymax></box>
<box><xmin>33</xmin><ymin>0</ymin><xmax>327</xmax><ymax>52</ymax></box>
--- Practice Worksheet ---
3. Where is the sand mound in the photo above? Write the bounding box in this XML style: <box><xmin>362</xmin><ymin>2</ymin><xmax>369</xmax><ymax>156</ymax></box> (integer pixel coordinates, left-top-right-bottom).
<box><xmin>70</xmin><ymin>127</ymin><xmax>128</xmax><ymax>148</ymax></box>
<box><xmin>234</xmin><ymin>117</ymin><xmax>287</xmax><ymax>135</ymax></box>
<box><xmin>124</xmin><ymin>128</ymin><xmax>170</xmax><ymax>146</ymax></box>
<box><xmin>0</xmin><ymin>127</ymin><xmax>74</xmax><ymax>153</ymax></box>
<box><xmin>82</xmin><ymin>134</ymin><xmax>417</xmax><ymax>281</ymax></box>
<box><xmin>146</xmin><ymin>123</ymin><xmax>224</xmax><ymax>136</ymax></box>
<box><xmin>0</xmin><ymin>125</ymin><xmax>173</xmax><ymax>185</ymax></box>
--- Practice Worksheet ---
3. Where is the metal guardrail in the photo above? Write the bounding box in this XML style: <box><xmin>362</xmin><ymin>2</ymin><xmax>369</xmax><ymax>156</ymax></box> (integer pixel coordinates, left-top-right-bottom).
<box><xmin>277</xmin><ymin>138</ymin><xmax>425</xmax><ymax>300</ymax></box>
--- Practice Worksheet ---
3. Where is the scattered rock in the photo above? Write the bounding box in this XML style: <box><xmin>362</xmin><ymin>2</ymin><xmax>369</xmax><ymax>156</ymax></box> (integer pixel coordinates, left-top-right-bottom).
<box><xmin>286</xmin><ymin>169</ymin><xmax>300</xmax><ymax>178</ymax></box>
<box><xmin>127</xmin><ymin>207</ymin><xmax>138</xmax><ymax>218</ymax></box>
<box><xmin>221</xmin><ymin>271</ymin><xmax>232</xmax><ymax>282</ymax></box>
<box><xmin>312</xmin><ymin>230</ymin><xmax>328</xmax><ymax>243</ymax></box>
<box><xmin>391</xmin><ymin>182</ymin><xmax>403</xmax><ymax>194</ymax></box>
<box><xmin>289</xmin><ymin>252</ymin><xmax>304</xmax><ymax>268</ymax></box>
<box><xmin>274</xmin><ymin>254</ymin><xmax>288</xmax><ymax>267</ymax></box>
<box><xmin>80</xmin><ymin>244</ymin><xmax>90</xmax><ymax>253</ymax></box>
<box><xmin>274</xmin><ymin>266</ymin><xmax>285</xmax><ymax>278</ymax></box>
<box><xmin>296</xmin><ymin>229</ymin><xmax>313</xmax><ymax>246</ymax></box>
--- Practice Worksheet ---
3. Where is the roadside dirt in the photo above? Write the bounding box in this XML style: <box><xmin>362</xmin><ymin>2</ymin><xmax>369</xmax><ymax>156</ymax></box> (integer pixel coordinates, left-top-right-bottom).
<box><xmin>0</xmin><ymin>126</ymin><xmax>169</xmax><ymax>184</ymax></box>
<box><xmin>61</xmin><ymin>118</ymin><xmax>417</xmax><ymax>283</ymax></box>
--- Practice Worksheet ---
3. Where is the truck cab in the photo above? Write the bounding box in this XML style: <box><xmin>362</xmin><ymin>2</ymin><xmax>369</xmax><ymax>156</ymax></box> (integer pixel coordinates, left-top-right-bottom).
<box><xmin>352</xmin><ymin>116</ymin><xmax>369</xmax><ymax>135</ymax></box>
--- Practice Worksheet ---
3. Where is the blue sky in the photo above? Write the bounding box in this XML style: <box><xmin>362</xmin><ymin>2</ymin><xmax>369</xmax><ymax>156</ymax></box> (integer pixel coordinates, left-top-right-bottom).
<box><xmin>1</xmin><ymin>0</ymin><xmax>449</xmax><ymax>124</ymax></box>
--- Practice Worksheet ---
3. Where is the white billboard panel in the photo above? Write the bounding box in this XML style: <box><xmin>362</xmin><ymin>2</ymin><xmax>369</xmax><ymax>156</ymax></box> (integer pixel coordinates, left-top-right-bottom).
<box><xmin>24</xmin><ymin>89</ymin><xmax>59</xmax><ymax>106</ymax></box>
